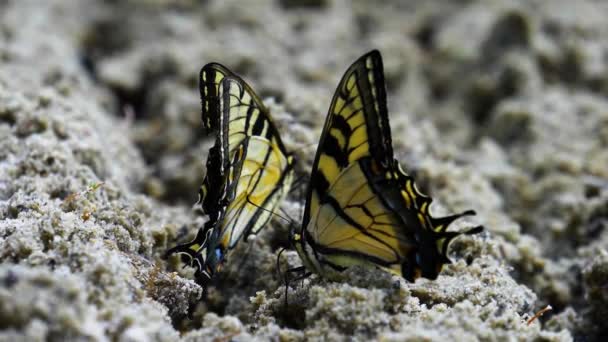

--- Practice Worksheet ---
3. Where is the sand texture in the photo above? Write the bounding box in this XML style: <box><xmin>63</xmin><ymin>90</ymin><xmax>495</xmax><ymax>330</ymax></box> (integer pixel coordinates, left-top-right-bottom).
<box><xmin>1</xmin><ymin>0</ymin><xmax>607</xmax><ymax>341</ymax></box>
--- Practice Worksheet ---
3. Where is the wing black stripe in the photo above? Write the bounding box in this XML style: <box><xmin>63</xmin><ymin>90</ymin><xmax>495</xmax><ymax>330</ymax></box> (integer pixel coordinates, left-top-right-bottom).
<box><xmin>251</xmin><ymin>114</ymin><xmax>265</xmax><ymax>136</ymax></box>
<box><xmin>311</xmin><ymin>168</ymin><xmax>331</xmax><ymax>195</ymax></box>
<box><xmin>321</xmin><ymin>134</ymin><xmax>349</xmax><ymax>168</ymax></box>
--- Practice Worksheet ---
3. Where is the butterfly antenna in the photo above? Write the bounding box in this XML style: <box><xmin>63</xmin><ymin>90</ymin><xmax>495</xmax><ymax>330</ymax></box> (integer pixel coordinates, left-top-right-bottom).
<box><xmin>298</xmin><ymin>177</ymin><xmax>306</xmax><ymax>220</ymax></box>
<box><xmin>245</xmin><ymin>197</ymin><xmax>294</xmax><ymax>226</ymax></box>
<box><xmin>243</xmin><ymin>197</ymin><xmax>296</xmax><ymax>312</ymax></box>
<box><xmin>278</xmin><ymin>207</ymin><xmax>291</xmax><ymax>222</ymax></box>
<box><xmin>287</xmin><ymin>174</ymin><xmax>308</xmax><ymax>196</ymax></box>
<box><xmin>226</xmin><ymin>241</ymin><xmax>255</xmax><ymax>281</ymax></box>
<box><xmin>278</xmin><ymin>206</ymin><xmax>301</xmax><ymax>233</ymax></box>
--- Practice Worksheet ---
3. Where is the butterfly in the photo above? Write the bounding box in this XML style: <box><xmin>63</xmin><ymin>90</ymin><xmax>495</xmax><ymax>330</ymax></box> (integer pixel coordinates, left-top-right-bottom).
<box><xmin>290</xmin><ymin>50</ymin><xmax>482</xmax><ymax>282</ymax></box>
<box><xmin>166</xmin><ymin>63</ymin><xmax>295</xmax><ymax>285</ymax></box>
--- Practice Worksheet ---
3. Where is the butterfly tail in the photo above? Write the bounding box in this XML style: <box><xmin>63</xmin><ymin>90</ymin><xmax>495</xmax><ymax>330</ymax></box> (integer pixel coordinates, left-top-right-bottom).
<box><xmin>165</xmin><ymin>228</ymin><xmax>211</xmax><ymax>275</ymax></box>
<box><xmin>430</xmin><ymin>210</ymin><xmax>476</xmax><ymax>233</ymax></box>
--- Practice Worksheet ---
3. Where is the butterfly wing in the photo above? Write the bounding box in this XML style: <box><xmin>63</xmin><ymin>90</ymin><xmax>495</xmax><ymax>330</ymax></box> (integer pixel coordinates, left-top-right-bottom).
<box><xmin>304</xmin><ymin>50</ymin><xmax>391</xmax><ymax>224</ymax></box>
<box><xmin>199</xmin><ymin>63</ymin><xmax>292</xmax><ymax>214</ymax></box>
<box><xmin>216</xmin><ymin>76</ymin><xmax>295</xmax><ymax>249</ymax></box>
<box><xmin>200</xmin><ymin>63</ymin><xmax>268</xmax><ymax>133</ymax></box>
<box><xmin>167</xmin><ymin>65</ymin><xmax>295</xmax><ymax>284</ymax></box>
<box><xmin>298</xmin><ymin>50</ymin><xmax>406</xmax><ymax>276</ymax></box>
<box><xmin>296</xmin><ymin>50</ymin><xmax>480</xmax><ymax>281</ymax></box>
<box><xmin>304</xmin><ymin>158</ymin><xmax>414</xmax><ymax>275</ymax></box>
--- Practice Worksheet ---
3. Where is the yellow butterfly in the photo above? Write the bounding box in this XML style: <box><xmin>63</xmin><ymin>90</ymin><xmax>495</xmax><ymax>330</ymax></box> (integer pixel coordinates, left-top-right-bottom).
<box><xmin>291</xmin><ymin>50</ymin><xmax>482</xmax><ymax>281</ymax></box>
<box><xmin>167</xmin><ymin>63</ymin><xmax>295</xmax><ymax>284</ymax></box>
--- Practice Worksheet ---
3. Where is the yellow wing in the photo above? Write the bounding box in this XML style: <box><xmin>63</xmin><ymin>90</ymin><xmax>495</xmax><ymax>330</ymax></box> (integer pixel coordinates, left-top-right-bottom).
<box><xmin>295</xmin><ymin>50</ymin><xmax>481</xmax><ymax>282</ymax></box>
<box><xmin>304</xmin><ymin>50</ymin><xmax>391</xmax><ymax>213</ymax></box>
<box><xmin>167</xmin><ymin>64</ymin><xmax>295</xmax><ymax>285</ymax></box>
<box><xmin>216</xmin><ymin>76</ymin><xmax>295</xmax><ymax>249</ymax></box>
<box><xmin>307</xmin><ymin>159</ymin><xmax>412</xmax><ymax>272</ymax></box>
<box><xmin>200</xmin><ymin>63</ymin><xmax>270</xmax><ymax>134</ymax></box>
<box><xmin>303</xmin><ymin>50</ymin><xmax>393</xmax><ymax>236</ymax></box>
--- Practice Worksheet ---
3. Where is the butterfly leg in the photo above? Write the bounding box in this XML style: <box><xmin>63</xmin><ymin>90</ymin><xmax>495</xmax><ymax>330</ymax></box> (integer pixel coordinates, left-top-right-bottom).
<box><xmin>285</xmin><ymin>266</ymin><xmax>311</xmax><ymax>287</ymax></box>
<box><xmin>280</xmin><ymin>266</ymin><xmax>311</xmax><ymax>311</ymax></box>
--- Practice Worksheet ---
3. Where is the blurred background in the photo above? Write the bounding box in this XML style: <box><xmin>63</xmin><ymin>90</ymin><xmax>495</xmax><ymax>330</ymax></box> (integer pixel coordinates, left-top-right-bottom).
<box><xmin>1</xmin><ymin>0</ymin><xmax>607</xmax><ymax>340</ymax></box>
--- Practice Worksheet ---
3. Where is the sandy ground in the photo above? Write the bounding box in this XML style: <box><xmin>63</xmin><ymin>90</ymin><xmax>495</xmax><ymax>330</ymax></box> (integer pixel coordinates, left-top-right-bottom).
<box><xmin>1</xmin><ymin>0</ymin><xmax>607</xmax><ymax>340</ymax></box>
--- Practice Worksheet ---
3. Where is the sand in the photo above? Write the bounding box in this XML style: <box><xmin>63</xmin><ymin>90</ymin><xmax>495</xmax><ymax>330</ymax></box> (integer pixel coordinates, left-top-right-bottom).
<box><xmin>1</xmin><ymin>0</ymin><xmax>606</xmax><ymax>340</ymax></box>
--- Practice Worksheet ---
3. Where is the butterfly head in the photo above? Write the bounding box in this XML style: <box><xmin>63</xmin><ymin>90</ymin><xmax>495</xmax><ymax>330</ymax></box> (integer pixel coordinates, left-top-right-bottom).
<box><xmin>288</xmin><ymin>228</ymin><xmax>301</xmax><ymax>250</ymax></box>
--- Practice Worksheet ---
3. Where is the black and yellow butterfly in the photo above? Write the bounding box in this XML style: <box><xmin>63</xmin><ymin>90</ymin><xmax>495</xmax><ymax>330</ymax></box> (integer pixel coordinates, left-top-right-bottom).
<box><xmin>291</xmin><ymin>50</ymin><xmax>482</xmax><ymax>282</ymax></box>
<box><xmin>167</xmin><ymin>63</ymin><xmax>295</xmax><ymax>285</ymax></box>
